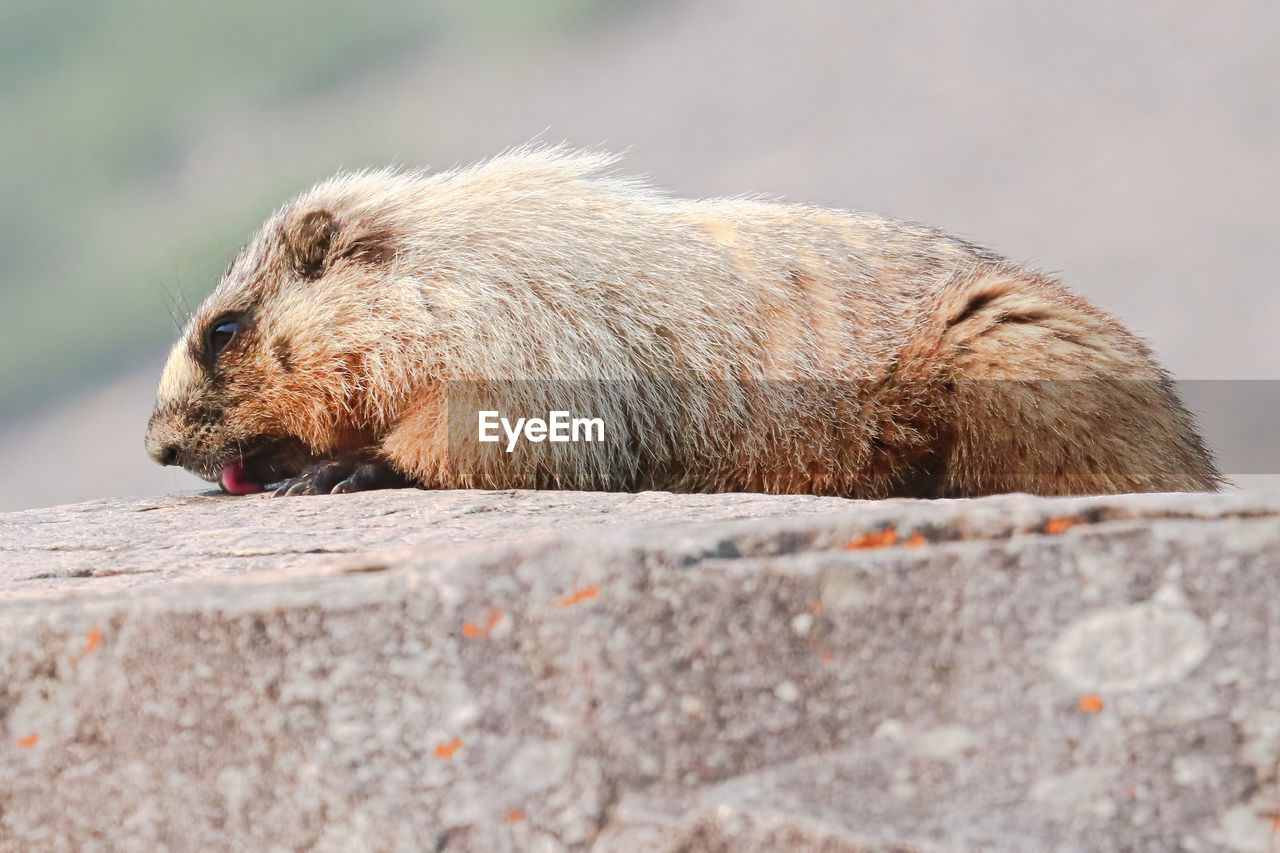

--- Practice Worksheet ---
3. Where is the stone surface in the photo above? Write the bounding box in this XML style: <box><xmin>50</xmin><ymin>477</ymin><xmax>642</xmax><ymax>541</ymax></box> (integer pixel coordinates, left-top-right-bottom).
<box><xmin>1</xmin><ymin>487</ymin><xmax>1279</xmax><ymax>851</ymax></box>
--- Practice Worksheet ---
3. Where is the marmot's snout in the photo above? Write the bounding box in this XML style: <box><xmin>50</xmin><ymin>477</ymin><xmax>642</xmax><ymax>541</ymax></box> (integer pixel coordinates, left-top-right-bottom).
<box><xmin>144</xmin><ymin>422</ymin><xmax>179</xmax><ymax>467</ymax></box>
<box><xmin>143</xmin><ymin>402</ymin><xmax>230</xmax><ymax>487</ymax></box>
<box><xmin>143</xmin><ymin>403</ymin><xmax>187</xmax><ymax>468</ymax></box>
<box><xmin>142</xmin><ymin>345</ymin><xmax>273</xmax><ymax>494</ymax></box>
<box><xmin>144</xmin><ymin>398</ymin><xmax>316</xmax><ymax>496</ymax></box>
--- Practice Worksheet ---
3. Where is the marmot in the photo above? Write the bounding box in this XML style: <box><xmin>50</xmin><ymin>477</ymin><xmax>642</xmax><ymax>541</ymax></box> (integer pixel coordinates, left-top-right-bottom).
<box><xmin>144</xmin><ymin>147</ymin><xmax>1221</xmax><ymax>498</ymax></box>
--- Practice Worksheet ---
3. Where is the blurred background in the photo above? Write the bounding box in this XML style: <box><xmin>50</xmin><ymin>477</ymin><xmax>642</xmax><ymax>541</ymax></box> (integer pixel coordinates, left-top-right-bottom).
<box><xmin>1</xmin><ymin>0</ymin><xmax>1277</xmax><ymax>511</ymax></box>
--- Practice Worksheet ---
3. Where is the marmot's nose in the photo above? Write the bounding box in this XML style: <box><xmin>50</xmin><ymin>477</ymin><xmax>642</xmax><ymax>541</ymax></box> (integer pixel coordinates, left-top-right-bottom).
<box><xmin>145</xmin><ymin>433</ymin><xmax>180</xmax><ymax>466</ymax></box>
<box><xmin>145</xmin><ymin>412</ymin><xmax>181</xmax><ymax>466</ymax></box>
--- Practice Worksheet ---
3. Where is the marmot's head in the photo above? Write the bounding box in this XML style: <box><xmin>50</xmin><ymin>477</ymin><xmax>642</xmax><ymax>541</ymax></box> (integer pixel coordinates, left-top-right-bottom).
<box><xmin>144</xmin><ymin>172</ymin><xmax>418</xmax><ymax>493</ymax></box>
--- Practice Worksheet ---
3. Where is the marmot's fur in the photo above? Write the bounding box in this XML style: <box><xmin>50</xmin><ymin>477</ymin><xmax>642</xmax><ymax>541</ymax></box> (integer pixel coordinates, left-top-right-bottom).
<box><xmin>144</xmin><ymin>148</ymin><xmax>1221</xmax><ymax>497</ymax></box>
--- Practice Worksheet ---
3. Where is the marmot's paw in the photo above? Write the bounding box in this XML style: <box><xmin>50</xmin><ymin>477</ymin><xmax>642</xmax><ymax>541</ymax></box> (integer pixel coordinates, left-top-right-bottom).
<box><xmin>271</xmin><ymin>450</ymin><xmax>410</xmax><ymax>497</ymax></box>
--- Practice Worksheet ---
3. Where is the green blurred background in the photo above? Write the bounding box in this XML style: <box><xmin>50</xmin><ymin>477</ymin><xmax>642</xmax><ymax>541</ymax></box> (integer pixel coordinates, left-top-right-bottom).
<box><xmin>0</xmin><ymin>0</ymin><xmax>617</xmax><ymax>415</ymax></box>
<box><xmin>2</xmin><ymin>0</ymin><xmax>1276</xmax><ymax>509</ymax></box>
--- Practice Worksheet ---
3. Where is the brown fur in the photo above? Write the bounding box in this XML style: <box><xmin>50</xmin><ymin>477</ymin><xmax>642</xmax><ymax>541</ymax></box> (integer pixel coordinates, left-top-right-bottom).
<box><xmin>145</xmin><ymin>147</ymin><xmax>1221</xmax><ymax>497</ymax></box>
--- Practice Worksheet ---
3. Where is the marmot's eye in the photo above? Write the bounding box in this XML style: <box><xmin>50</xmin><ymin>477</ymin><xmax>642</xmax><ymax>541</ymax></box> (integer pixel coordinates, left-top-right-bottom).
<box><xmin>207</xmin><ymin>315</ymin><xmax>242</xmax><ymax>361</ymax></box>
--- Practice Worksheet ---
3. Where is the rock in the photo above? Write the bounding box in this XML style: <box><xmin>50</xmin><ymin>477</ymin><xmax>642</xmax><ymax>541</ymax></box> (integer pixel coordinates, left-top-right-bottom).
<box><xmin>1</xmin><ymin>487</ymin><xmax>1278</xmax><ymax>852</ymax></box>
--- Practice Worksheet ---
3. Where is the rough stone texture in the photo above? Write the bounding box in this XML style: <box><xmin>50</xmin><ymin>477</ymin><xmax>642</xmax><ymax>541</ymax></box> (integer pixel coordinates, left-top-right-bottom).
<box><xmin>1</xmin><ymin>488</ymin><xmax>1279</xmax><ymax>852</ymax></box>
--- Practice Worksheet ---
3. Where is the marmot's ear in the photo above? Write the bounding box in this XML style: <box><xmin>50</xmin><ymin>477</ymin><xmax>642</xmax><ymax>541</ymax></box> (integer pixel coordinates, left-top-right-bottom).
<box><xmin>284</xmin><ymin>208</ymin><xmax>398</xmax><ymax>280</ymax></box>
<box><xmin>285</xmin><ymin>209</ymin><xmax>339</xmax><ymax>280</ymax></box>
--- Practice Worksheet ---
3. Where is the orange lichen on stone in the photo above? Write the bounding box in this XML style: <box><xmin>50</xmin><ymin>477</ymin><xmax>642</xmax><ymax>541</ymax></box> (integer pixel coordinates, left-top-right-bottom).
<box><xmin>811</xmin><ymin>600</ymin><xmax>823</xmax><ymax>614</ymax></box>
<box><xmin>435</xmin><ymin>738</ymin><xmax>464</xmax><ymax>759</ymax></box>
<box><xmin>905</xmin><ymin>532</ymin><xmax>927</xmax><ymax>548</ymax></box>
<box><xmin>462</xmin><ymin>609</ymin><xmax>504</xmax><ymax>639</ymax></box>
<box><xmin>555</xmin><ymin>585</ymin><xmax>598</xmax><ymax>607</ymax></box>
<box><xmin>14</xmin><ymin>734</ymin><xmax>38</xmax><ymax>748</ymax></box>
<box><xmin>820</xmin><ymin>653</ymin><xmax>834</xmax><ymax>665</ymax></box>
<box><xmin>74</xmin><ymin>626</ymin><xmax>104</xmax><ymax>663</ymax></box>
<box><xmin>504</xmin><ymin>810</ymin><xmax>525</xmax><ymax>823</ymax></box>
<box><xmin>1078</xmin><ymin>693</ymin><xmax>1105</xmax><ymax>713</ymax></box>
<box><xmin>1045</xmin><ymin>517</ymin><xmax>1080</xmax><ymax>535</ymax></box>
<box><xmin>844</xmin><ymin>527</ymin><xmax>897</xmax><ymax>550</ymax></box>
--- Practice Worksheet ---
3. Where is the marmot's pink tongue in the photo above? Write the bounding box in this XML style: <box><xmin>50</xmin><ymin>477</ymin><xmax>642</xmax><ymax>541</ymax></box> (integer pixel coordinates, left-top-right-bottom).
<box><xmin>219</xmin><ymin>458</ymin><xmax>264</xmax><ymax>495</ymax></box>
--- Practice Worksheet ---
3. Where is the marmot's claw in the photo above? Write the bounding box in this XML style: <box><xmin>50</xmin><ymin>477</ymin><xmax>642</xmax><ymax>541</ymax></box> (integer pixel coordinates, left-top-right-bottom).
<box><xmin>270</xmin><ymin>451</ymin><xmax>408</xmax><ymax>497</ymax></box>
